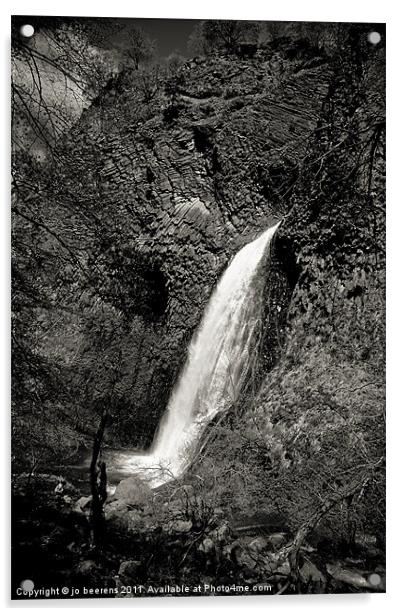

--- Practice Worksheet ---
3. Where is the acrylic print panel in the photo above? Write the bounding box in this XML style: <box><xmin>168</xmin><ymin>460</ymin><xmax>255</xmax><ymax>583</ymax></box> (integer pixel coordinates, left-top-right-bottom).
<box><xmin>11</xmin><ymin>15</ymin><xmax>385</xmax><ymax>599</ymax></box>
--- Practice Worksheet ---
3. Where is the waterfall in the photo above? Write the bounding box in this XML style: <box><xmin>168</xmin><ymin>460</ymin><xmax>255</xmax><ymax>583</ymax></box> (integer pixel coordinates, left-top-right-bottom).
<box><xmin>124</xmin><ymin>221</ymin><xmax>280</xmax><ymax>487</ymax></box>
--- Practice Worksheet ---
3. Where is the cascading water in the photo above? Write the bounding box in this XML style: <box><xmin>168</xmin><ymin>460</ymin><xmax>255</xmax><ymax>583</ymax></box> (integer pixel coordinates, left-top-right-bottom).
<box><xmin>123</xmin><ymin>221</ymin><xmax>280</xmax><ymax>487</ymax></box>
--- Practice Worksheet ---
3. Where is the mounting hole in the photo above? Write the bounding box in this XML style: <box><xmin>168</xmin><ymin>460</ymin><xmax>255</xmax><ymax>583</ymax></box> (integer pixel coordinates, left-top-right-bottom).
<box><xmin>20</xmin><ymin>24</ymin><xmax>35</xmax><ymax>38</ymax></box>
<box><xmin>368</xmin><ymin>31</ymin><xmax>381</xmax><ymax>45</ymax></box>
<box><xmin>368</xmin><ymin>573</ymin><xmax>382</xmax><ymax>587</ymax></box>
<box><xmin>20</xmin><ymin>579</ymin><xmax>34</xmax><ymax>592</ymax></box>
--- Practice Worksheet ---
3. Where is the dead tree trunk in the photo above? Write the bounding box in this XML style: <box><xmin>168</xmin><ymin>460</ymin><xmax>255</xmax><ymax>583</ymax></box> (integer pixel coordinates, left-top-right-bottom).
<box><xmin>90</xmin><ymin>410</ymin><xmax>109</xmax><ymax>546</ymax></box>
<box><xmin>276</xmin><ymin>476</ymin><xmax>371</xmax><ymax>588</ymax></box>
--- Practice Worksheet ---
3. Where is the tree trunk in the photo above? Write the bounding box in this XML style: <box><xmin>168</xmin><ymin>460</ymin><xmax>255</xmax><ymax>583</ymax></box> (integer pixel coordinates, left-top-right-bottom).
<box><xmin>90</xmin><ymin>411</ymin><xmax>108</xmax><ymax>546</ymax></box>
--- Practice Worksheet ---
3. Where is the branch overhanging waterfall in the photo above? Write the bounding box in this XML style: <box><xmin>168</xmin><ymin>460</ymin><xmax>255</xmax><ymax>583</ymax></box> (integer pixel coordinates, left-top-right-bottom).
<box><xmin>123</xmin><ymin>221</ymin><xmax>281</xmax><ymax>487</ymax></box>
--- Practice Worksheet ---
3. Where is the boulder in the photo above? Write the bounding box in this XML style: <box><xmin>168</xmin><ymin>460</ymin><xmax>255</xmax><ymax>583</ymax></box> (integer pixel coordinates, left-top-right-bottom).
<box><xmin>248</xmin><ymin>536</ymin><xmax>269</xmax><ymax>554</ymax></box>
<box><xmin>75</xmin><ymin>559</ymin><xmax>98</xmax><ymax>576</ymax></box>
<box><xmin>215</xmin><ymin>522</ymin><xmax>231</xmax><ymax>541</ymax></box>
<box><xmin>198</xmin><ymin>536</ymin><xmax>215</xmax><ymax>555</ymax></box>
<box><xmin>274</xmin><ymin>560</ymin><xmax>291</xmax><ymax>576</ymax></box>
<box><xmin>326</xmin><ymin>563</ymin><xmax>371</xmax><ymax>589</ymax></box>
<box><xmin>266</xmin><ymin>532</ymin><xmax>287</xmax><ymax>551</ymax></box>
<box><xmin>104</xmin><ymin>499</ymin><xmax>129</xmax><ymax>521</ymax></box>
<box><xmin>176</xmin><ymin>484</ymin><xmax>196</xmax><ymax>499</ymax></box>
<box><xmin>126</xmin><ymin>510</ymin><xmax>145</xmax><ymax>531</ymax></box>
<box><xmin>299</xmin><ymin>560</ymin><xmax>326</xmax><ymax>585</ymax></box>
<box><xmin>230</xmin><ymin>542</ymin><xmax>257</xmax><ymax>570</ymax></box>
<box><xmin>108</xmin><ymin>509</ymin><xmax>144</xmax><ymax>532</ymax></box>
<box><xmin>258</xmin><ymin>552</ymin><xmax>289</xmax><ymax>576</ymax></box>
<box><xmin>74</xmin><ymin>495</ymin><xmax>92</xmax><ymax>513</ymax></box>
<box><xmin>112</xmin><ymin>477</ymin><xmax>153</xmax><ymax>507</ymax></box>
<box><xmin>166</xmin><ymin>519</ymin><xmax>193</xmax><ymax>534</ymax></box>
<box><xmin>118</xmin><ymin>560</ymin><xmax>142</xmax><ymax>581</ymax></box>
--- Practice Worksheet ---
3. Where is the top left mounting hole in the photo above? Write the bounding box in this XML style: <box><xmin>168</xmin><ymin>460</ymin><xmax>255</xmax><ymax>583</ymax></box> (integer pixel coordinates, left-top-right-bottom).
<box><xmin>20</xmin><ymin>24</ymin><xmax>35</xmax><ymax>38</ymax></box>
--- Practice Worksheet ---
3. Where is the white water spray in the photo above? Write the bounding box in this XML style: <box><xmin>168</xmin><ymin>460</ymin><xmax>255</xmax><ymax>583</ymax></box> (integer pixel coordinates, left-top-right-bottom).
<box><xmin>123</xmin><ymin>221</ymin><xmax>280</xmax><ymax>487</ymax></box>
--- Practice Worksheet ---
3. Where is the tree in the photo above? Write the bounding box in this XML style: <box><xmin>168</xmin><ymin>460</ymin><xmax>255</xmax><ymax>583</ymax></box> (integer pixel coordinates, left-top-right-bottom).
<box><xmin>188</xmin><ymin>20</ymin><xmax>260</xmax><ymax>56</ymax></box>
<box><xmin>121</xmin><ymin>27</ymin><xmax>156</xmax><ymax>70</ymax></box>
<box><xmin>136</xmin><ymin>64</ymin><xmax>163</xmax><ymax>103</ymax></box>
<box><xmin>166</xmin><ymin>51</ymin><xmax>185</xmax><ymax>75</ymax></box>
<box><xmin>187</xmin><ymin>22</ymin><xmax>210</xmax><ymax>56</ymax></box>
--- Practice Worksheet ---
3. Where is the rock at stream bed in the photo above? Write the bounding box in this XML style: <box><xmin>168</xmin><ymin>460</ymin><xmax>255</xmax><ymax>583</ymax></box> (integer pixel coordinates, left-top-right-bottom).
<box><xmin>299</xmin><ymin>560</ymin><xmax>326</xmax><ymax>585</ymax></box>
<box><xmin>74</xmin><ymin>495</ymin><xmax>92</xmax><ymax>513</ymax></box>
<box><xmin>326</xmin><ymin>563</ymin><xmax>373</xmax><ymax>589</ymax></box>
<box><xmin>111</xmin><ymin>477</ymin><xmax>153</xmax><ymax>507</ymax></box>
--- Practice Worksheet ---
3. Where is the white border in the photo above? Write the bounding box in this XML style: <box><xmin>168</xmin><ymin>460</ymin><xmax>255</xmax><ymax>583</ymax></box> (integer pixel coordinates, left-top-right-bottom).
<box><xmin>1</xmin><ymin>1</ymin><xmax>400</xmax><ymax>614</ymax></box>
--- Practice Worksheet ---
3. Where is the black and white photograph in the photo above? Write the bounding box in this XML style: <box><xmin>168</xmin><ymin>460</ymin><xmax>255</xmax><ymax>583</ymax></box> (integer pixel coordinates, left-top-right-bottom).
<box><xmin>10</xmin><ymin>12</ymin><xmax>386</xmax><ymax>601</ymax></box>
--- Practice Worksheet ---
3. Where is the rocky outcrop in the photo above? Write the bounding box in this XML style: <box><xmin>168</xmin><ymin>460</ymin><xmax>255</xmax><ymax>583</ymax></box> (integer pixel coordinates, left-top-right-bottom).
<box><xmin>64</xmin><ymin>47</ymin><xmax>331</xmax><ymax>444</ymax></box>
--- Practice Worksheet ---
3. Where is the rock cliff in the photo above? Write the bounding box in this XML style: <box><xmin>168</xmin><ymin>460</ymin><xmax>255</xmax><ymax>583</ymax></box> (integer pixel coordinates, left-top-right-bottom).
<box><xmin>62</xmin><ymin>43</ymin><xmax>331</xmax><ymax>443</ymax></box>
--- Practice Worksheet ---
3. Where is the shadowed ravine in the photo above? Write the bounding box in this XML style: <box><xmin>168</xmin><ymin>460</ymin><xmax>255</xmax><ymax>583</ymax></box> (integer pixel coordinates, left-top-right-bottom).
<box><xmin>110</xmin><ymin>221</ymin><xmax>281</xmax><ymax>488</ymax></box>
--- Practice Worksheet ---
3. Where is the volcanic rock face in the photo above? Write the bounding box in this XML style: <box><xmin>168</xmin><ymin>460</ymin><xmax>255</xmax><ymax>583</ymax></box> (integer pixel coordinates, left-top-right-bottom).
<box><xmin>70</xmin><ymin>48</ymin><xmax>331</xmax><ymax>444</ymax></box>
